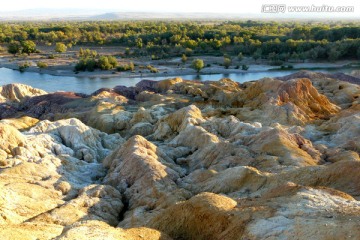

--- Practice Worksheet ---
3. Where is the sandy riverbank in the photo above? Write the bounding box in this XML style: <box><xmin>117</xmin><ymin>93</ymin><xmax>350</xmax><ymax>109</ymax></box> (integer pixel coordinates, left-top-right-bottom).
<box><xmin>0</xmin><ymin>53</ymin><xmax>357</xmax><ymax>79</ymax></box>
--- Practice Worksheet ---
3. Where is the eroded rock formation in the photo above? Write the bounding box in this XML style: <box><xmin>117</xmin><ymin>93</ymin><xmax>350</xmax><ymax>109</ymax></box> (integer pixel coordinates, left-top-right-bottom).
<box><xmin>0</xmin><ymin>71</ymin><xmax>359</xmax><ymax>239</ymax></box>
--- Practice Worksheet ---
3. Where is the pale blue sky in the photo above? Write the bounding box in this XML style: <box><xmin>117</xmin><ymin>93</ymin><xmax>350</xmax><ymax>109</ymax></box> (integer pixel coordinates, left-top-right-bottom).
<box><xmin>1</xmin><ymin>0</ymin><xmax>359</xmax><ymax>16</ymax></box>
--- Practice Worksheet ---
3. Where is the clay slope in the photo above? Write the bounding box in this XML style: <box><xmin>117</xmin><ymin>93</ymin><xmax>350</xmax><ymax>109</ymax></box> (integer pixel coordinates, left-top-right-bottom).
<box><xmin>0</xmin><ymin>71</ymin><xmax>359</xmax><ymax>239</ymax></box>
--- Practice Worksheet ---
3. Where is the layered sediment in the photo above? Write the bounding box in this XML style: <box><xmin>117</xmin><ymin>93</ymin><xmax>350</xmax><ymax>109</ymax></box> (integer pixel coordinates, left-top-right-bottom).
<box><xmin>0</xmin><ymin>71</ymin><xmax>359</xmax><ymax>239</ymax></box>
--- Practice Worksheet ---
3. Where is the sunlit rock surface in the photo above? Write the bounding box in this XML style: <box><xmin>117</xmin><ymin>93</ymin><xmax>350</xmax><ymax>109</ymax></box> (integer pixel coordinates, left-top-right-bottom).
<box><xmin>0</xmin><ymin>71</ymin><xmax>359</xmax><ymax>239</ymax></box>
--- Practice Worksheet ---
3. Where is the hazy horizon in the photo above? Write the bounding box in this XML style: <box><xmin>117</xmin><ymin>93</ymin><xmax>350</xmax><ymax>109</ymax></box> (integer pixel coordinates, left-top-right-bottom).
<box><xmin>0</xmin><ymin>0</ymin><xmax>358</xmax><ymax>20</ymax></box>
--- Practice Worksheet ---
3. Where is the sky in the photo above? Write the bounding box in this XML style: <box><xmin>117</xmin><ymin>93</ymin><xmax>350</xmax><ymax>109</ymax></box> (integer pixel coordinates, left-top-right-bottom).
<box><xmin>0</xmin><ymin>0</ymin><xmax>359</xmax><ymax>18</ymax></box>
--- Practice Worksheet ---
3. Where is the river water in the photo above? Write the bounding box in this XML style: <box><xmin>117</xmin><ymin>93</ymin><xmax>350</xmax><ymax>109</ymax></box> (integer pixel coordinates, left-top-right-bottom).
<box><xmin>0</xmin><ymin>67</ymin><xmax>354</xmax><ymax>94</ymax></box>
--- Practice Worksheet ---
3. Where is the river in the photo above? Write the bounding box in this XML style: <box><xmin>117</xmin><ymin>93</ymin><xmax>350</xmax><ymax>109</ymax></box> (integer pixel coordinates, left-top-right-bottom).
<box><xmin>0</xmin><ymin>67</ymin><xmax>355</xmax><ymax>94</ymax></box>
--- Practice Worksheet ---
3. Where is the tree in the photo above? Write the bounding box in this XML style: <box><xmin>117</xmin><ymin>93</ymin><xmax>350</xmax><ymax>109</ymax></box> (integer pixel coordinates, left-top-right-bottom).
<box><xmin>181</xmin><ymin>54</ymin><xmax>187</xmax><ymax>64</ymax></box>
<box><xmin>356</xmin><ymin>47</ymin><xmax>360</xmax><ymax>60</ymax></box>
<box><xmin>328</xmin><ymin>48</ymin><xmax>341</xmax><ymax>62</ymax></box>
<box><xmin>298</xmin><ymin>52</ymin><xmax>307</xmax><ymax>63</ymax></box>
<box><xmin>7</xmin><ymin>41</ymin><xmax>21</xmax><ymax>56</ymax></box>
<box><xmin>136</xmin><ymin>38</ymin><xmax>143</xmax><ymax>49</ymax></box>
<box><xmin>268</xmin><ymin>52</ymin><xmax>285</xmax><ymax>66</ymax></box>
<box><xmin>291</xmin><ymin>52</ymin><xmax>299</xmax><ymax>62</ymax></box>
<box><xmin>308</xmin><ymin>48</ymin><xmax>319</xmax><ymax>60</ymax></box>
<box><xmin>55</xmin><ymin>43</ymin><xmax>67</xmax><ymax>53</ymax></box>
<box><xmin>268</xmin><ymin>52</ymin><xmax>278</xmax><ymax>62</ymax></box>
<box><xmin>252</xmin><ymin>49</ymin><xmax>262</xmax><ymax>63</ymax></box>
<box><xmin>191</xmin><ymin>59</ymin><xmax>204</xmax><ymax>73</ymax></box>
<box><xmin>223</xmin><ymin>57</ymin><xmax>232</xmax><ymax>69</ymax></box>
<box><xmin>21</xmin><ymin>40</ymin><xmax>36</xmax><ymax>55</ymax></box>
<box><xmin>279</xmin><ymin>52</ymin><xmax>290</xmax><ymax>62</ymax></box>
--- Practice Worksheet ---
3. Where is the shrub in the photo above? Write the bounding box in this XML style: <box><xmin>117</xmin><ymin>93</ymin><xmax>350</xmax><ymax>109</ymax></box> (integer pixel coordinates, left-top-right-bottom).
<box><xmin>129</xmin><ymin>62</ymin><xmax>135</xmax><ymax>71</ymax></box>
<box><xmin>147</xmin><ymin>65</ymin><xmax>159</xmax><ymax>73</ymax></box>
<box><xmin>79</xmin><ymin>48</ymin><xmax>97</xmax><ymax>58</ymax></box>
<box><xmin>181</xmin><ymin>54</ymin><xmax>187</xmax><ymax>63</ymax></box>
<box><xmin>117</xmin><ymin>62</ymin><xmax>134</xmax><ymax>72</ymax></box>
<box><xmin>151</xmin><ymin>55</ymin><xmax>160</xmax><ymax>60</ymax></box>
<box><xmin>150</xmin><ymin>67</ymin><xmax>159</xmax><ymax>73</ymax></box>
<box><xmin>117</xmin><ymin>65</ymin><xmax>130</xmax><ymax>71</ymax></box>
<box><xmin>55</xmin><ymin>43</ymin><xmax>67</xmax><ymax>53</ymax></box>
<box><xmin>125</xmin><ymin>48</ymin><xmax>130</xmax><ymax>56</ymax></box>
<box><xmin>18</xmin><ymin>62</ymin><xmax>31</xmax><ymax>72</ymax></box>
<box><xmin>107</xmin><ymin>56</ymin><xmax>118</xmax><ymax>68</ymax></box>
<box><xmin>85</xmin><ymin>59</ymin><xmax>96</xmax><ymax>71</ymax></box>
<box><xmin>98</xmin><ymin>56</ymin><xmax>112</xmax><ymax>70</ymax></box>
<box><xmin>185</xmin><ymin>48</ymin><xmax>193</xmax><ymax>56</ymax></box>
<box><xmin>242</xmin><ymin>64</ymin><xmax>249</xmax><ymax>71</ymax></box>
<box><xmin>74</xmin><ymin>59</ymin><xmax>86</xmax><ymax>71</ymax></box>
<box><xmin>75</xmin><ymin>55</ymin><xmax>118</xmax><ymax>72</ymax></box>
<box><xmin>75</xmin><ymin>58</ymin><xmax>96</xmax><ymax>72</ymax></box>
<box><xmin>37</xmin><ymin>61</ymin><xmax>48</xmax><ymax>69</ymax></box>
<box><xmin>237</xmin><ymin>52</ymin><xmax>244</xmax><ymax>61</ymax></box>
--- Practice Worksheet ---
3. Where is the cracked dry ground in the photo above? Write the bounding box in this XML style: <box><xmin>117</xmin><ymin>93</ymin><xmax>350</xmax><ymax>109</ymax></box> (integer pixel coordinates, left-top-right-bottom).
<box><xmin>0</xmin><ymin>70</ymin><xmax>359</xmax><ymax>239</ymax></box>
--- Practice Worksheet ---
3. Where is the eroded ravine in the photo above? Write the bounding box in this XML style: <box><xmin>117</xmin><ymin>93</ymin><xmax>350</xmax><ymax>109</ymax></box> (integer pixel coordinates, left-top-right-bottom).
<box><xmin>0</xmin><ymin>71</ymin><xmax>359</xmax><ymax>239</ymax></box>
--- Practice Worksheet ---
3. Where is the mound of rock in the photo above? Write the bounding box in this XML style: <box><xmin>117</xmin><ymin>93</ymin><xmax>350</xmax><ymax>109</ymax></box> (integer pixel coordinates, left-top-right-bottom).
<box><xmin>0</xmin><ymin>71</ymin><xmax>360</xmax><ymax>239</ymax></box>
<box><xmin>103</xmin><ymin>135</ymin><xmax>188</xmax><ymax>211</ymax></box>
<box><xmin>55</xmin><ymin>220</ymin><xmax>172</xmax><ymax>240</ymax></box>
<box><xmin>29</xmin><ymin>118</ymin><xmax>124</xmax><ymax>162</ymax></box>
<box><xmin>0</xmin><ymin>83</ymin><xmax>47</xmax><ymax>103</ymax></box>
<box><xmin>235</xmin><ymin>77</ymin><xmax>340</xmax><ymax>125</ymax></box>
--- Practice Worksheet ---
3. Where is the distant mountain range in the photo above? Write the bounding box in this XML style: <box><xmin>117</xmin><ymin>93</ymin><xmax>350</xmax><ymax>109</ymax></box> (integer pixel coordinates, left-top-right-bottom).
<box><xmin>0</xmin><ymin>8</ymin><xmax>358</xmax><ymax>21</ymax></box>
<box><xmin>90</xmin><ymin>12</ymin><xmax>255</xmax><ymax>20</ymax></box>
<box><xmin>0</xmin><ymin>9</ymin><xmax>257</xmax><ymax>21</ymax></box>
<box><xmin>0</xmin><ymin>8</ymin><xmax>111</xmax><ymax>21</ymax></box>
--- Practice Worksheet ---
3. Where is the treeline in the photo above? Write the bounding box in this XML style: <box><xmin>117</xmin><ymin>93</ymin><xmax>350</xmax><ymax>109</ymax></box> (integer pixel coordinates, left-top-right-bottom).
<box><xmin>1</xmin><ymin>20</ymin><xmax>360</xmax><ymax>61</ymax></box>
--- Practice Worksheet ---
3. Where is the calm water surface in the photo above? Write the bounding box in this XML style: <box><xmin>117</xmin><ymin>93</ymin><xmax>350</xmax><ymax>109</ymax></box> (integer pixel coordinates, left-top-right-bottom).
<box><xmin>0</xmin><ymin>67</ymin><xmax>354</xmax><ymax>94</ymax></box>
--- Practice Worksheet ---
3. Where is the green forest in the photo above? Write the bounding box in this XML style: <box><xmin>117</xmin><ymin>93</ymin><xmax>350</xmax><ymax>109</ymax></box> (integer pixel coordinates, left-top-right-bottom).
<box><xmin>1</xmin><ymin>20</ymin><xmax>360</xmax><ymax>63</ymax></box>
